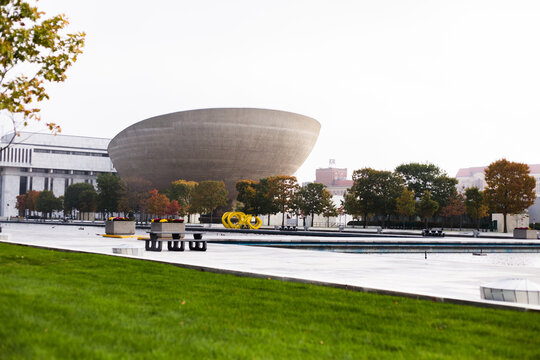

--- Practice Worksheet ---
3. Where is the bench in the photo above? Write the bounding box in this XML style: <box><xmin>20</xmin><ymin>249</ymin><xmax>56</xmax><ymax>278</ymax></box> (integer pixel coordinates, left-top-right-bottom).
<box><xmin>422</xmin><ymin>228</ymin><xmax>445</xmax><ymax>237</ymax></box>
<box><xmin>145</xmin><ymin>231</ymin><xmax>206</xmax><ymax>252</ymax></box>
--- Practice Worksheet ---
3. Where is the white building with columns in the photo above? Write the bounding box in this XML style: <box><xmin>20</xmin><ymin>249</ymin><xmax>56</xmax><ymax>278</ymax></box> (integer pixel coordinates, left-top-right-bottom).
<box><xmin>0</xmin><ymin>132</ymin><xmax>115</xmax><ymax>218</ymax></box>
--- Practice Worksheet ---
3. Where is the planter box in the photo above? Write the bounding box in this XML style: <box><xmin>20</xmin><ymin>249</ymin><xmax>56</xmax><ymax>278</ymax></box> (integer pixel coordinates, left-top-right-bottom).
<box><xmin>151</xmin><ymin>222</ymin><xmax>185</xmax><ymax>239</ymax></box>
<box><xmin>513</xmin><ymin>229</ymin><xmax>538</xmax><ymax>239</ymax></box>
<box><xmin>105</xmin><ymin>221</ymin><xmax>135</xmax><ymax>235</ymax></box>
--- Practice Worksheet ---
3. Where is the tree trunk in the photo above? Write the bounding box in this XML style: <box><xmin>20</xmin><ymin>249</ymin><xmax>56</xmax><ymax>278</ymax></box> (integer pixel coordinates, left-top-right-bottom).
<box><xmin>267</xmin><ymin>214</ymin><xmax>271</xmax><ymax>226</ymax></box>
<box><xmin>503</xmin><ymin>212</ymin><xmax>507</xmax><ymax>233</ymax></box>
<box><xmin>363</xmin><ymin>211</ymin><xmax>368</xmax><ymax>228</ymax></box>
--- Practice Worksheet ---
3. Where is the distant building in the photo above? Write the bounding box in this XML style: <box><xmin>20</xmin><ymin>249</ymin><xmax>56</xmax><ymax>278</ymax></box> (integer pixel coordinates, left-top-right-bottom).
<box><xmin>0</xmin><ymin>132</ymin><xmax>116</xmax><ymax>218</ymax></box>
<box><xmin>456</xmin><ymin>164</ymin><xmax>540</xmax><ymax>225</ymax></box>
<box><xmin>314</xmin><ymin>160</ymin><xmax>353</xmax><ymax>196</ymax></box>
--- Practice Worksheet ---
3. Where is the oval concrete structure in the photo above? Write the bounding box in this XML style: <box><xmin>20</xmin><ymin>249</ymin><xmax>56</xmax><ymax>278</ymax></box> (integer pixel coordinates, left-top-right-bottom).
<box><xmin>108</xmin><ymin>108</ymin><xmax>320</xmax><ymax>196</ymax></box>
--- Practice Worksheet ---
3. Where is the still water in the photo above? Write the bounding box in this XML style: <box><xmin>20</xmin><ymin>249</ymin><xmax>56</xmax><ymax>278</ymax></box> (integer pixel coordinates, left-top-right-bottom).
<box><xmin>368</xmin><ymin>252</ymin><xmax>540</xmax><ymax>268</ymax></box>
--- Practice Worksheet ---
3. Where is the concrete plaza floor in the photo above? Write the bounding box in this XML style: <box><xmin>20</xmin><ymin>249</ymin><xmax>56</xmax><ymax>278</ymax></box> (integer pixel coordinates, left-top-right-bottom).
<box><xmin>1</xmin><ymin>223</ymin><xmax>540</xmax><ymax>311</ymax></box>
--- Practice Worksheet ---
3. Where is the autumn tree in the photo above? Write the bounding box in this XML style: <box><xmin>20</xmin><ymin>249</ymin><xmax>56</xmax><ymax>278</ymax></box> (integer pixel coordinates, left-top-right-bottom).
<box><xmin>483</xmin><ymin>159</ymin><xmax>536</xmax><ymax>233</ymax></box>
<box><xmin>166</xmin><ymin>200</ymin><xmax>181</xmax><ymax>217</ymax></box>
<box><xmin>36</xmin><ymin>190</ymin><xmax>62</xmax><ymax>218</ymax></box>
<box><xmin>96</xmin><ymin>173</ymin><xmax>126</xmax><ymax>217</ymax></box>
<box><xmin>191</xmin><ymin>180</ymin><xmax>228</xmax><ymax>224</ymax></box>
<box><xmin>168</xmin><ymin>179</ymin><xmax>197</xmax><ymax>220</ymax></box>
<box><xmin>417</xmin><ymin>191</ymin><xmax>439</xmax><ymax>228</ymax></box>
<box><xmin>439</xmin><ymin>193</ymin><xmax>466</xmax><ymax>228</ymax></box>
<box><xmin>0</xmin><ymin>0</ymin><xmax>85</xmax><ymax>149</ymax></box>
<box><xmin>20</xmin><ymin>189</ymin><xmax>39</xmax><ymax>216</ymax></box>
<box><xmin>15</xmin><ymin>192</ymin><xmax>27</xmax><ymax>216</ymax></box>
<box><xmin>145</xmin><ymin>189</ymin><xmax>170</xmax><ymax>217</ymax></box>
<box><xmin>465</xmin><ymin>186</ymin><xmax>488</xmax><ymax>230</ymax></box>
<box><xmin>120</xmin><ymin>176</ymin><xmax>153</xmax><ymax>216</ymax></box>
<box><xmin>396</xmin><ymin>187</ymin><xmax>416</xmax><ymax>227</ymax></box>
<box><xmin>267</xmin><ymin>175</ymin><xmax>299</xmax><ymax>228</ymax></box>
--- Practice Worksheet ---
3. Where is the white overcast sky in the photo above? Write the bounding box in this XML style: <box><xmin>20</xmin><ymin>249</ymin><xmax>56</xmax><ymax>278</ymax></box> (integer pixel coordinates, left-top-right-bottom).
<box><xmin>27</xmin><ymin>0</ymin><xmax>540</xmax><ymax>183</ymax></box>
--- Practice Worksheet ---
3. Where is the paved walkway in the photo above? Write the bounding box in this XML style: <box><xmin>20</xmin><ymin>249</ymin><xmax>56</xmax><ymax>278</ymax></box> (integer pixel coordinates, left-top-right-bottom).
<box><xmin>1</xmin><ymin>223</ymin><xmax>539</xmax><ymax>311</ymax></box>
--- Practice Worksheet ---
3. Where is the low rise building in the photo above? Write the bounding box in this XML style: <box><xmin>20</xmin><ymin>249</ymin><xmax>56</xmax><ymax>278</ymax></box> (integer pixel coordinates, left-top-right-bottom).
<box><xmin>0</xmin><ymin>132</ymin><xmax>115</xmax><ymax>218</ymax></box>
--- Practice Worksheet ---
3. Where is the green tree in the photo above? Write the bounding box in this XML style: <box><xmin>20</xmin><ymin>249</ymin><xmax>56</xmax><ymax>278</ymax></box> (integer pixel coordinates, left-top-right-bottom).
<box><xmin>343</xmin><ymin>190</ymin><xmax>362</xmax><ymax>224</ymax></box>
<box><xmin>0</xmin><ymin>0</ymin><xmax>85</xmax><ymax>149</ymax></box>
<box><xmin>168</xmin><ymin>179</ymin><xmax>197</xmax><ymax>220</ymax></box>
<box><xmin>296</xmin><ymin>183</ymin><xmax>329</xmax><ymax>226</ymax></box>
<box><xmin>375</xmin><ymin>171</ymin><xmax>403</xmax><ymax>228</ymax></box>
<box><xmin>417</xmin><ymin>191</ymin><xmax>439</xmax><ymax>228</ymax></box>
<box><xmin>236</xmin><ymin>179</ymin><xmax>259</xmax><ymax>214</ymax></box>
<box><xmin>347</xmin><ymin>168</ymin><xmax>387</xmax><ymax>228</ymax></box>
<box><xmin>483</xmin><ymin>159</ymin><xmax>536</xmax><ymax>233</ymax></box>
<box><xmin>321</xmin><ymin>190</ymin><xmax>338</xmax><ymax>227</ymax></box>
<box><xmin>267</xmin><ymin>175</ymin><xmax>299</xmax><ymax>228</ymax></box>
<box><xmin>254</xmin><ymin>178</ymin><xmax>278</xmax><ymax>225</ymax></box>
<box><xmin>36</xmin><ymin>190</ymin><xmax>61</xmax><ymax>218</ymax></box>
<box><xmin>396</xmin><ymin>187</ymin><xmax>416</xmax><ymax>227</ymax></box>
<box><xmin>395</xmin><ymin>163</ymin><xmax>457</xmax><ymax>209</ymax></box>
<box><xmin>191</xmin><ymin>180</ymin><xmax>228</xmax><ymax>224</ymax></box>
<box><xmin>97</xmin><ymin>173</ymin><xmax>126</xmax><ymax>217</ymax></box>
<box><xmin>64</xmin><ymin>182</ymin><xmax>95</xmax><ymax>214</ymax></box>
<box><xmin>464</xmin><ymin>187</ymin><xmax>488</xmax><ymax>230</ymax></box>
<box><xmin>78</xmin><ymin>189</ymin><xmax>97</xmax><ymax>214</ymax></box>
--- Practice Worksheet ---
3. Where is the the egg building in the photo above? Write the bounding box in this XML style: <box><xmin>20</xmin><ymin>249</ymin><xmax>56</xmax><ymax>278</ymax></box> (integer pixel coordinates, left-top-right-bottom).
<box><xmin>107</xmin><ymin>108</ymin><xmax>321</xmax><ymax>197</ymax></box>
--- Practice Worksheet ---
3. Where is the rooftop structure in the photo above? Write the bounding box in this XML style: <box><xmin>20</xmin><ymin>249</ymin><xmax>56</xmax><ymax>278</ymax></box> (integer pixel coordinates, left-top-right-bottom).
<box><xmin>315</xmin><ymin>160</ymin><xmax>353</xmax><ymax>196</ymax></box>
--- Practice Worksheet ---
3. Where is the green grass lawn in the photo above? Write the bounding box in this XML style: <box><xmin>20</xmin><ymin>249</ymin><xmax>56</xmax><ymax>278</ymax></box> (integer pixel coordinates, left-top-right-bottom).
<box><xmin>0</xmin><ymin>243</ymin><xmax>538</xmax><ymax>359</ymax></box>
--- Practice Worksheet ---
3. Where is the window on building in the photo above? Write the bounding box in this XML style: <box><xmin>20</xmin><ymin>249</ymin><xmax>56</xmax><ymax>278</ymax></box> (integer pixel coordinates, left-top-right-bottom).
<box><xmin>65</xmin><ymin>178</ymin><xmax>69</xmax><ymax>191</ymax></box>
<box><xmin>29</xmin><ymin>177</ymin><xmax>33</xmax><ymax>190</ymax></box>
<box><xmin>19</xmin><ymin>176</ymin><xmax>27</xmax><ymax>195</ymax></box>
<box><xmin>31</xmin><ymin>168</ymin><xmax>48</xmax><ymax>173</ymax></box>
<box><xmin>44</xmin><ymin>177</ymin><xmax>49</xmax><ymax>191</ymax></box>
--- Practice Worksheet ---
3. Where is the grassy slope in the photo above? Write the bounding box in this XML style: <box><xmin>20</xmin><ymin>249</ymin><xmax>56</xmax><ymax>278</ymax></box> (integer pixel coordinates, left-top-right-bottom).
<box><xmin>0</xmin><ymin>243</ymin><xmax>538</xmax><ymax>359</ymax></box>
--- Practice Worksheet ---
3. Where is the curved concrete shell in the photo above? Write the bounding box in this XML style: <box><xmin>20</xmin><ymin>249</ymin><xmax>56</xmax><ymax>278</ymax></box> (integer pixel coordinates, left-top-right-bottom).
<box><xmin>108</xmin><ymin>108</ymin><xmax>320</xmax><ymax>196</ymax></box>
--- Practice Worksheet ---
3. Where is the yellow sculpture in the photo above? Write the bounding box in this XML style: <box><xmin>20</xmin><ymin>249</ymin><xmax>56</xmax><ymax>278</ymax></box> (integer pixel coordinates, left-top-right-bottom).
<box><xmin>221</xmin><ymin>211</ymin><xmax>262</xmax><ymax>229</ymax></box>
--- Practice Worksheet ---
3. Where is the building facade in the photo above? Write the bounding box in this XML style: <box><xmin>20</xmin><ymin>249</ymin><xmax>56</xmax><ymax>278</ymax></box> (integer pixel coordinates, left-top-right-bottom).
<box><xmin>0</xmin><ymin>132</ymin><xmax>115</xmax><ymax>218</ymax></box>
<box><xmin>314</xmin><ymin>161</ymin><xmax>353</xmax><ymax>197</ymax></box>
